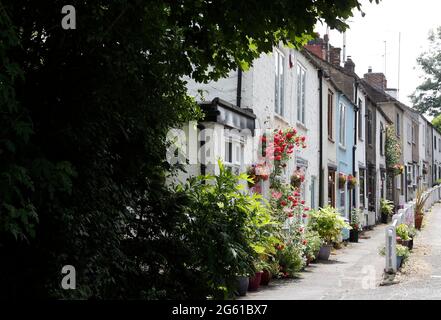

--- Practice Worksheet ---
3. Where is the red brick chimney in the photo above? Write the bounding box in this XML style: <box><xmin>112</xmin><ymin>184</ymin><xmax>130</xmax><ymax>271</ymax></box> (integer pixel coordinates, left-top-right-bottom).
<box><xmin>344</xmin><ymin>56</ymin><xmax>355</xmax><ymax>73</ymax></box>
<box><xmin>363</xmin><ymin>67</ymin><xmax>387</xmax><ymax>91</ymax></box>
<box><xmin>305</xmin><ymin>34</ymin><xmax>341</xmax><ymax>66</ymax></box>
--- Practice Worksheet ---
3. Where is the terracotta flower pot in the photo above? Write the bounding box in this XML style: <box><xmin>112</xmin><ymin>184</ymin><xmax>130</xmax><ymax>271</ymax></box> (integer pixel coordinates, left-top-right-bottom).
<box><xmin>248</xmin><ymin>271</ymin><xmax>263</xmax><ymax>291</ymax></box>
<box><xmin>260</xmin><ymin>270</ymin><xmax>271</xmax><ymax>286</ymax></box>
<box><xmin>415</xmin><ymin>214</ymin><xmax>424</xmax><ymax>230</ymax></box>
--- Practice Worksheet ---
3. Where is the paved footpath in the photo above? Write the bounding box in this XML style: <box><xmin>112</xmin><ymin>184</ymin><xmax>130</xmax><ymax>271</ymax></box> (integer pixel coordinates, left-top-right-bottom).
<box><xmin>241</xmin><ymin>204</ymin><xmax>441</xmax><ymax>300</ymax></box>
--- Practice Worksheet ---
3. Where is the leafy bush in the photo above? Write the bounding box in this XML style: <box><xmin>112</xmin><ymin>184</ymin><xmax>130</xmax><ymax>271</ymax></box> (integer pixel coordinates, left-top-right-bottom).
<box><xmin>379</xmin><ymin>244</ymin><xmax>410</xmax><ymax>260</ymax></box>
<box><xmin>350</xmin><ymin>208</ymin><xmax>363</xmax><ymax>231</ymax></box>
<box><xmin>304</xmin><ymin>230</ymin><xmax>322</xmax><ymax>260</ymax></box>
<box><xmin>396</xmin><ymin>224</ymin><xmax>410</xmax><ymax>241</ymax></box>
<box><xmin>275</xmin><ymin>243</ymin><xmax>305</xmax><ymax>277</ymax></box>
<box><xmin>380</xmin><ymin>198</ymin><xmax>394</xmax><ymax>216</ymax></box>
<box><xmin>308</xmin><ymin>206</ymin><xmax>351</xmax><ymax>245</ymax></box>
<box><xmin>176</xmin><ymin>161</ymin><xmax>278</xmax><ymax>299</ymax></box>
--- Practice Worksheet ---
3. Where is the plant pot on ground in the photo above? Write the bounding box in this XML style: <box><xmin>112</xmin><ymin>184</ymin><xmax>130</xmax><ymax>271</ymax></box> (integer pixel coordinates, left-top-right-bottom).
<box><xmin>236</xmin><ymin>276</ymin><xmax>249</xmax><ymax>296</ymax></box>
<box><xmin>380</xmin><ymin>198</ymin><xmax>394</xmax><ymax>224</ymax></box>
<box><xmin>415</xmin><ymin>214</ymin><xmax>424</xmax><ymax>230</ymax></box>
<box><xmin>317</xmin><ymin>244</ymin><xmax>333</xmax><ymax>260</ymax></box>
<box><xmin>349</xmin><ymin>209</ymin><xmax>362</xmax><ymax>243</ymax></box>
<box><xmin>349</xmin><ymin>229</ymin><xmax>359</xmax><ymax>242</ymax></box>
<box><xmin>248</xmin><ymin>271</ymin><xmax>263</xmax><ymax>291</ymax></box>
<box><xmin>308</xmin><ymin>206</ymin><xmax>351</xmax><ymax>261</ymax></box>
<box><xmin>260</xmin><ymin>270</ymin><xmax>271</xmax><ymax>286</ymax></box>
<box><xmin>414</xmin><ymin>188</ymin><xmax>429</xmax><ymax>230</ymax></box>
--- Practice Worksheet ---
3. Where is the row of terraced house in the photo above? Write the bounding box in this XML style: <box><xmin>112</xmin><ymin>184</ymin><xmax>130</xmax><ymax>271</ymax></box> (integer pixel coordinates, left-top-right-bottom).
<box><xmin>177</xmin><ymin>34</ymin><xmax>441</xmax><ymax>228</ymax></box>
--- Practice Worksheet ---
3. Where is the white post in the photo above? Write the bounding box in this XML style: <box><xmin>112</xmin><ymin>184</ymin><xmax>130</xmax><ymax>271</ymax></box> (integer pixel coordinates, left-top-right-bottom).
<box><xmin>385</xmin><ymin>226</ymin><xmax>397</xmax><ymax>273</ymax></box>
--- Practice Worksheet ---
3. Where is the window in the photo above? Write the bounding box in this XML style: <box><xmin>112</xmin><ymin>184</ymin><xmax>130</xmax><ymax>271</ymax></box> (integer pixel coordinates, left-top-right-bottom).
<box><xmin>439</xmin><ymin>139</ymin><xmax>440</xmax><ymax>152</ymax></box>
<box><xmin>435</xmin><ymin>137</ymin><xmax>438</xmax><ymax>150</ymax></box>
<box><xmin>340</xmin><ymin>188</ymin><xmax>346</xmax><ymax>216</ymax></box>
<box><xmin>224</xmin><ymin>136</ymin><xmax>243</xmax><ymax>175</ymax></box>
<box><xmin>407</xmin><ymin>123</ymin><xmax>412</xmax><ymax>144</ymax></box>
<box><xmin>339</xmin><ymin>103</ymin><xmax>346</xmax><ymax>147</ymax></box>
<box><xmin>328</xmin><ymin>170</ymin><xmax>336</xmax><ymax>207</ymax></box>
<box><xmin>367</xmin><ymin>109</ymin><xmax>373</xmax><ymax>145</ymax></box>
<box><xmin>396</xmin><ymin>113</ymin><xmax>400</xmax><ymax>136</ymax></box>
<box><xmin>296</xmin><ymin>63</ymin><xmax>306</xmax><ymax>124</ymax></box>
<box><xmin>380</xmin><ymin>122</ymin><xmax>385</xmax><ymax>155</ymax></box>
<box><xmin>359</xmin><ymin>169</ymin><xmax>365</xmax><ymax>208</ymax></box>
<box><xmin>328</xmin><ymin>91</ymin><xmax>334</xmax><ymax>140</ymax></box>
<box><xmin>358</xmin><ymin>98</ymin><xmax>363</xmax><ymax>140</ymax></box>
<box><xmin>274</xmin><ymin>50</ymin><xmax>285</xmax><ymax>116</ymax></box>
<box><xmin>412</xmin><ymin>125</ymin><xmax>416</xmax><ymax>144</ymax></box>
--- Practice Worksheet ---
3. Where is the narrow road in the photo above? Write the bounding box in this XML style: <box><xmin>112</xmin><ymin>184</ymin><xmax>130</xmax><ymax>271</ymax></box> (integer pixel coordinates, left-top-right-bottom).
<box><xmin>241</xmin><ymin>203</ymin><xmax>441</xmax><ymax>300</ymax></box>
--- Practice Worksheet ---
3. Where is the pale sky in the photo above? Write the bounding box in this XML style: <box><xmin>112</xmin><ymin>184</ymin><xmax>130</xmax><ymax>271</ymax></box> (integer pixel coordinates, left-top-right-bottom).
<box><xmin>315</xmin><ymin>0</ymin><xmax>441</xmax><ymax>110</ymax></box>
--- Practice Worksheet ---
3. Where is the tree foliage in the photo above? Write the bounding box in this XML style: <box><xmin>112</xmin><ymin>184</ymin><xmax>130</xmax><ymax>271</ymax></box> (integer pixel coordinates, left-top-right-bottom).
<box><xmin>432</xmin><ymin>114</ymin><xmax>441</xmax><ymax>132</ymax></box>
<box><xmin>412</xmin><ymin>27</ymin><xmax>441</xmax><ymax>116</ymax></box>
<box><xmin>0</xmin><ymin>0</ymin><xmax>376</xmax><ymax>299</ymax></box>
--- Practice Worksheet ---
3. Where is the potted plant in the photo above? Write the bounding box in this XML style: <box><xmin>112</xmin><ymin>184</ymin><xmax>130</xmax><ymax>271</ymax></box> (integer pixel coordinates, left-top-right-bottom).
<box><xmin>379</xmin><ymin>244</ymin><xmax>410</xmax><ymax>269</ymax></box>
<box><xmin>304</xmin><ymin>230</ymin><xmax>323</xmax><ymax>264</ymax></box>
<box><xmin>290</xmin><ymin>170</ymin><xmax>305</xmax><ymax>189</ymax></box>
<box><xmin>396</xmin><ymin>224</ymin><xmax>411</xmax><ymax>248</ymax></box>
<box><xmin>338</xmin><ymin>173</ymin><xmax>347</xmax><ymax>189</ymax></box>
<box><xmin>408</xmin><ymin>227</ymin><xmax>417</xmax><ymax>250</ymax></box>
<box><xmin>308</xmin><ymin>206</ymin><xmax>351</xmax><ymax>260</ymax></box>
<box><xmin>349</xmin><ymin>209</ymin><xmax>362</xmax><ymax>243</ymax></box>
<box><xmin>236</xmin><ymin>275</ymin><xmax>250</xmax><ymax>296</ymax></box>
<box><xmin>248</xmin><ymin>260</ymin><xmax>265</xmax><ymax>291</ymax></box>
<box><xmin>396</xmin><ymin>244</ymin><xmax>410</xmax><ymax>268</ymax></box>
<box><xmin>347</xmin><ymin>175</ymin><xmax>357</xmax><ymax>190</ymax></box>
<box><xmin>380</xmin><ymin>198</ymin><xmax>394</xmax><ymax>224</ymax></box>
<box><xmin>275</xmin><ymin>242</ymin><xmax>305</xmax><ymax>278</ymax></box>
<box><xmin>415</xmin><ymin>188</ymin><xmax>429</xmax><ymax>230</ymax></box>
<box><xmin>391</xmin><ymin>164</ymin><xmax>404</xmax><ymax>176</ymax></box>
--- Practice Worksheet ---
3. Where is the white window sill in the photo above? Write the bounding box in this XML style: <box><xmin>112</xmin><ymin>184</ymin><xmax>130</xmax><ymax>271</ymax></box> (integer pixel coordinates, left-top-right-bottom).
<box><xmin>274</xmin><ymin>113</ymin><xmax>290</xmax><ymax>125</ymax></box>
<box><xmin>339</xmin><ymin>144</ymin><xmax>346</xmax><ymax>151</ymax></box>
<box><xmin>296</xmin><ymin>121</ymin><xmax>308</xmax><ymax>131</ymax></box>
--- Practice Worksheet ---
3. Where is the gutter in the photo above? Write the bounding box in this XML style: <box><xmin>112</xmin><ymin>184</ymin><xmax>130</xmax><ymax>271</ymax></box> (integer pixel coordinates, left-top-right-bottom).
<box><xmin>236</xmin><ymin>68</ymin><xmax>242</xmax><ymax>108</ymax></box>
<box><xmin>319</xmin><ymin>69</ymin><xmax>324</xmax><ymax>208</ymax></box>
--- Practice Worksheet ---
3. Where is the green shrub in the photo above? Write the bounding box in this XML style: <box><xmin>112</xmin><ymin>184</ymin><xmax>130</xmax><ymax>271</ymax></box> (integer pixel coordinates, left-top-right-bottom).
<box><xmin>396</xmin><ymin>224</ymin><xmax>410</xmax><ymax>241</ymax></box>
<box><xmin>304</xmin><ymin>230</ymin><xmax>322</xmax><ymax>260</ymax></box>
<box><xmin>308</xmin><ymin>206</ymin><xmax>351</xmax><ymax>245</ymax></box>
<box><xmin>379</xmin><ymin>244</ymin><xmax>410</xmax><ymax>260</ymax></box>
<box><xmin>380</xmin><ymin>198</ymin><xmax>394</xmax><ymax>216</ymax></box>
<box><xmin>177</xmin><ymin>161</ymin><xmax>279</xmax><ymax>299</ymax></box>
<box><xmin>275</xmin><ymin>243</ymin><xmax>305</xmax><ymax>277</ymax></box>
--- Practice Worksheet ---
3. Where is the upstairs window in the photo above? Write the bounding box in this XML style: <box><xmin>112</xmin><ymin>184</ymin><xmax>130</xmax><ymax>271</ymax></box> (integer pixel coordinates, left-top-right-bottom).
<box><xmin>367</xmin><ymin>109</ymin><xmax>373</xmax><ymax>145</ymax></box>
<box><xmin>396</xmin><ymin>113</ymin><xmax>401</xmax><ymax>137</ymax></box>
<box><xmin>380</xmin><ymin>122</ymin><xmax>385</xmax><ymax>155</ymax></box>
<box><xmin>296</xmin><ymin>63</ymin><xmax>306</xmax><ymax>124</ymax></box>
<box><xmin>339</xmin><ymin>103</ymin><xmax>346</xmax><ymax>147</ymax></box>
<box><xmin>358</xmin><ymin>98</ymin><xmax>363</xmax><ymax>140</ymax></box>
<box><xmin>328</xmin><ymin>91</ymin><xmax>334</xmax><ymax>140</ymax></box>
<box><xmin>274</xmin><ymin>49</ymin><xmax>285</xmax><ymax>116</ymax></box>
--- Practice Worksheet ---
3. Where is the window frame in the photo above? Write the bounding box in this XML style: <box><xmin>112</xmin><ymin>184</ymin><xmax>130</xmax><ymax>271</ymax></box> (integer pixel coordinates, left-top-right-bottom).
<box><xmin>296</xmin><ymin>63</ymin><xmax>306</xmax><ymax>125</ymax></box>
<box><xmin>274</xmin><ymin>49</ymin><xmax>285</xmax><ymax>116</ymax></box>
<box><xmin>327</xmin><ymin>90</ymin><xmax>334</xmax><ymax>140</ymax></box>
<box><xmin>339</xmin><ymin>102</ymin><xmax>346</xmax><ymax>147</ymax></box>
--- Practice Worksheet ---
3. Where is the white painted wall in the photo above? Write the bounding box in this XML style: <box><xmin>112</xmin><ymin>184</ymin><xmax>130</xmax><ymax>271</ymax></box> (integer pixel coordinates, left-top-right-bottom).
<box><xmin>185</xmin><ymin>47</ymin><xmax>321</xmax><ymax>209</ymax></box>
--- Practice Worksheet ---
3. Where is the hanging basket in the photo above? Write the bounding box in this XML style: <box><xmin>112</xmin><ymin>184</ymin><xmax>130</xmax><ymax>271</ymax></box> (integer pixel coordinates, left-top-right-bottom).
<box><xmin>347</xmin><ymin>175</ymin><xmax>357</xmax><ymax>189</ymax></box>
<box><xmin>290</xmin><ymin>171</ymin><xmax>304</xmax><ymax>188</ymax></box>
<box><xmin>338</xmin><ymin>173</ymin><xmax>347</xmax><ymax>189</ymax></box>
